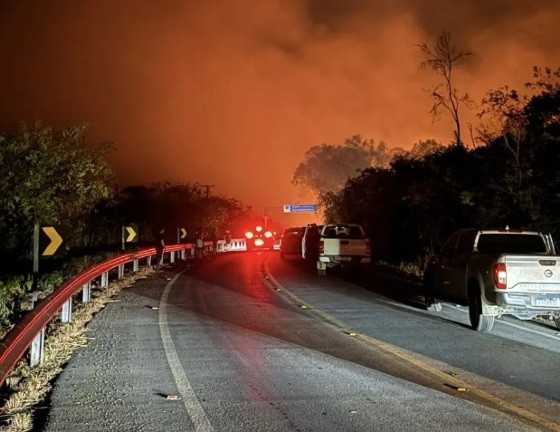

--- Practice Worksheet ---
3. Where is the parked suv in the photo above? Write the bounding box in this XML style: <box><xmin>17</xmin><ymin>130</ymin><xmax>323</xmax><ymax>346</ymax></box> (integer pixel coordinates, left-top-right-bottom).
<box><xmin>280</xmin><ymin>227</ymin><xmax>305</xmax><ymax>259</ymax></box>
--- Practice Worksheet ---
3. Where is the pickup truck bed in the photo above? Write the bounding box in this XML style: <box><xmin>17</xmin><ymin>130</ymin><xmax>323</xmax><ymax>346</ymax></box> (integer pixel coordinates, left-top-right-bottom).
<box><xmin>317</xmin><ymin>223</ymin><xmax>370</xmax><ymax>275</ymax></box>
<box><xmin>424</xmin><ymin>228</ymin><xmax>560</xmax><ymax>332</ymax></box>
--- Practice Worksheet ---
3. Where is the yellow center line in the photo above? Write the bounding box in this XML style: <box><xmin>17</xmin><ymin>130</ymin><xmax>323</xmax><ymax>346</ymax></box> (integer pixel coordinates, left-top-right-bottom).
<box><xmin>260</xmin><ymin>260</ymin><xmax>560</xmax><ymax>432</ymax></box>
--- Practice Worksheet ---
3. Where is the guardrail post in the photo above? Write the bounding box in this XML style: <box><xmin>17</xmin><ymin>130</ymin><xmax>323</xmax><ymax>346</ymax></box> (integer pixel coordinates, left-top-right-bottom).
<box><xmin>133</xmin><ymin>259</ymin><xmax>139</xmax><ymax>272</ymax></box>
<box><xmin>191</xmin><ymin>248</ymin><xmax>195</xmax><ymax>257</ymax></box>
<box><xmin>30</xmin><ymin>327</ymin><xmax>45</xmax><ymax>367</ymax></box>
<box><xmin>170</xmin><ymin>251</ymin><xmax>175</xmax><ymax>264</ymax></box>
<box><xmin>147</xmin><ymin>256</ymin><xmax>152</xmax><ymax>267</ymax></box>
<box><xmin>101</xmin><ymin>271</ymin><xmax>109</xmax><ymax>288</ymax></box>
<box><xmin>118</xmin><ymin>264</ymin><xmax>125</xmax><ymax>279</ymax></box>
<box><xmin>82</xmin><ymin>282</ymin><xmax>91</xmax><ymax>303</ymax></box>
<box><xmin>61</xmin><ymin>298</ymin><xmax>72</xmax><ymax>323</ymax></box>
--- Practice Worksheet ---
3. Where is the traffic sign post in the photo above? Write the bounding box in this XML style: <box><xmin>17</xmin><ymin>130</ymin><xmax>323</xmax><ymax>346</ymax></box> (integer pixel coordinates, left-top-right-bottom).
<box><xmin>32</xmin><ymin>224</ymin><xmax>40</xmax><ymax>295</ymax></box>
<box><xmin>121</xmin><ymin>225</ymin><xmax>138</xmax><ymax>250</ymax></box>
<box><xmin>177</xmin><ymin>227</ymin><xmax>187</xmax><ymax>244</ymax></box>
<box><xmin>32</xmin><ymin>224</ymin><xmax>64</xmax><ymax>307</ymax></box>
<box><xmin>283</xmin><ymin>204</ymin><xmax>317</xmax><ymax>213</ymax></box>
<box><xmin>41</xmin><ymin>227</ymin><xmax>63</xmax><ymax>256</ymax></box>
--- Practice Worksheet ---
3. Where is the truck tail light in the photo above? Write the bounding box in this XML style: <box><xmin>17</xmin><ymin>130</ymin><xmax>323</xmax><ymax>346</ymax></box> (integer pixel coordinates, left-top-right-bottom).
<box><xmin>493</xmin><ymin>263</ymin><xmax>507</xmax><ymax>290</ymax></box>
<box><xmin>365</xmin><ymin>239</ymin><xmax>371</xmax><ymax>256</ymax></box>
<box><xmin>319</xmin><ymin>240</ymin><xmax>324</xmax><ymax>254</ymax></box>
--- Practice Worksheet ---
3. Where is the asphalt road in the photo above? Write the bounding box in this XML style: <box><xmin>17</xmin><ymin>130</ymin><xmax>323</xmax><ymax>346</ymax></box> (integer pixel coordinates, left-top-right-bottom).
<box><xmin>39</xmin><ymin>252</ymin><xmax>560</xmax><ymax>431</ymax></box>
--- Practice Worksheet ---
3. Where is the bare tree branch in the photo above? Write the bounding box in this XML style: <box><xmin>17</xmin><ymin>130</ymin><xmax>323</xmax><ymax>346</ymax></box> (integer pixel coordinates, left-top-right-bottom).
<box><xmin>418</xmin><ymin>31</ymin><xmax>476</xmax><ymax>146</ymax></box>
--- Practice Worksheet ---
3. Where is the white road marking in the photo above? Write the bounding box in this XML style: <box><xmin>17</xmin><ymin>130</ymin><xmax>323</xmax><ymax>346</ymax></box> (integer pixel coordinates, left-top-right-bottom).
<box><xmin>159</xmin><ymin>272</ymin><xmax>214</xmax><ymax>432</ymax></box>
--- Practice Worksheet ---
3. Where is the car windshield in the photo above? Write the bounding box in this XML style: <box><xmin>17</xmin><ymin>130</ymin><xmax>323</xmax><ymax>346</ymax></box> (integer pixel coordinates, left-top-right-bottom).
<box><xmin>322</xmin><ymin>224</ymin><xmax>364</xmax><ymax>239</ymax></box>
<box><xmin>476</xmin><ymin>234</ymin><xmax>547</xmax><ymax>254</ymax></box>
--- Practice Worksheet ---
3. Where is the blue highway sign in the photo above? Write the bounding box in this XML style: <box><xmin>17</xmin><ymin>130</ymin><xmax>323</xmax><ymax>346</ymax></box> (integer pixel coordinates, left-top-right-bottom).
<box><xmin>283</xmin><ymin>204</ymin><xmax>317</xmax><ymax>213</ymax></box>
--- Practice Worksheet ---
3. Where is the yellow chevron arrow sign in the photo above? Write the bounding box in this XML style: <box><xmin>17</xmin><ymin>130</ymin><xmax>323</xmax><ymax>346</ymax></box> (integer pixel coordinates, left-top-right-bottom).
<box><xmin>125</xmin><ymin>226</ymin><xmax>137</xmax><ymax>242</ymax></box>
<box><xmin>42</xmin><ymin>227</ymin><xmax>63</xmax><ymax>256</ymax></box>
<box><xmin>180</xmin><ymin>228</ymin><xmax>187</xmax><ymax>239</ymax></box>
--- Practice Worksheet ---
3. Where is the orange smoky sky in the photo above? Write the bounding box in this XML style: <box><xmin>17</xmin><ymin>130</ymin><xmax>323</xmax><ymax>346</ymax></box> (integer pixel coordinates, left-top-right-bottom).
<box><xmin>1</xmin><ymin>0</ymin><xmax>559</xmax><ymax>223</ymax></box>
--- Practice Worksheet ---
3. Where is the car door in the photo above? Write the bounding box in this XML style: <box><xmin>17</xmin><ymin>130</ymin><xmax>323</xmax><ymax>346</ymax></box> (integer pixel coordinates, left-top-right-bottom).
<box><xmin>434</xmin><ymin>232</ymin><xmax>459</xmax><ymax>295</ymax></box>
<box><xmin>442</xmin><ymin>230</ymin><xmax>477</xmax><ymax>302</ymax></box>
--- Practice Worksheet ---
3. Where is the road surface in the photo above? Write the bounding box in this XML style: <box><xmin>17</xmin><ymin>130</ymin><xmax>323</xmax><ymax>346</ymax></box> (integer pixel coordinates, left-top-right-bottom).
<box><xmin>39</xmin><ymin>252</ymin><xmax>560</xmax><ymax>431</ymax></box>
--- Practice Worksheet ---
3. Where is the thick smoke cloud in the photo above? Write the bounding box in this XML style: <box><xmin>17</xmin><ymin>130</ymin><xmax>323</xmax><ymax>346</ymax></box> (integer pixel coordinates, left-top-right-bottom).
<box><xmin>1</xmin><ymin>0</ymin><xmax>558</xmax><ymax>217</ymax></box>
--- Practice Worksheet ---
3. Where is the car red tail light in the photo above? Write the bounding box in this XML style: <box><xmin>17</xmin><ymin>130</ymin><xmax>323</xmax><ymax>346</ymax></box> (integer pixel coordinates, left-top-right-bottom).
<box><xmin>245</xmin><ymin>231</ymin><xmax>254</xmax><ymax>239</ymax></box>
<box><xmin>493</xmin><ymin>263</ymin><xmax>507</xmax><ymax>289</ymax></box>
<box><xmin>254</xmin><ymin>238</ymin><xmax>265</xmax><ymax>247</ymax></box>
<box><xmin>319</xmin><ymin>240</ymin><xmax>324</xmax><ymax>254</ymax></box>
<box><xmin>264</xmin><ymin>231</ymin><xmax>273</xmax><ymax>238</ymax></box>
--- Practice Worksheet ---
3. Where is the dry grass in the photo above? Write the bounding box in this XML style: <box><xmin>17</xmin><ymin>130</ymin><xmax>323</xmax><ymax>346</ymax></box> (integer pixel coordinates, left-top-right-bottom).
<box><xmin>0</xmin><ymin>267</ymin><xmax>154</xmax><ymax>432</ymax></box>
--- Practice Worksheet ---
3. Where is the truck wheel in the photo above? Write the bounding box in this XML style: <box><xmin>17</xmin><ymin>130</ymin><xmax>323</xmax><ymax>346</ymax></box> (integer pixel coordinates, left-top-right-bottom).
<box><xmin>554</xmin><ymin>317</ymin><xmax>560</xmax><ymax>330</ymax></box>
<box><xmin>318</xmin><ymin>268</ymin><xmax>326</xmax><ymax>276</ymax></box>
<box><xmin>468</xmin><ymin>286</ymin><xmax>495</xmax><ymax>332</ymax></box>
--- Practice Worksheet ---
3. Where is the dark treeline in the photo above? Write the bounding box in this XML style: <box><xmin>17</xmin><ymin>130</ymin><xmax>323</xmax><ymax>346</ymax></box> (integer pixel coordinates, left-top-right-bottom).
<box><xmin>321</xmin><ymin>67</ymin><xmax>560</xmax><ymax>265</ymax></box>
<box><xmin>0</xmin><ymin>123</ymin><xmax>251</xmax><ymax>325</ymax></box>
<box><xmin>0</xmin><ymin>125</ymin><xmax>250</xmax><ymax>268</ymax></box>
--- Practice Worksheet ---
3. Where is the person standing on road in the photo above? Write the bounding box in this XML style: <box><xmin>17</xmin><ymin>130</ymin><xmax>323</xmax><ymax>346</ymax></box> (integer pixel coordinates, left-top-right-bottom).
<box><xmin>225</xmin><ymin>229</ymin><xmax>232</xmax><ymax>251</ymax></box>
<box><xmin>195</xmin><ymin>226</ymin><xmax>204</xmax><ymax>258</ymax></box>
<box><xmin>155</xmin><ymin>227</ymin><xmax>165</xmax><ymax>270</ymax></box>
<box><xmin>211</xmin><ymin>228</ymin><xmax>218</xmax><ymax>254</ymax></box>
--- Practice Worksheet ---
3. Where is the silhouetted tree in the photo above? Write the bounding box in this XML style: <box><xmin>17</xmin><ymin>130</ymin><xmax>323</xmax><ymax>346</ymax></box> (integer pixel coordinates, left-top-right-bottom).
<box><xmin>418</xmin><ymin>31</ymin><xmax>476</xmax><ymax>146</ymax></box>
<box><xmin>404</xmin><ymin>139</ymin><xmax>444</xmax><ymax>160</ymax></box>
<box><xmin>0</xmin><ymin>123</ymin><xmax>115</xmax><ymax>257</ymax></box>
<box><xmin>292</xmin><ymin>134</ymin><xmax>395</xmax><ymax>198</ymax></box>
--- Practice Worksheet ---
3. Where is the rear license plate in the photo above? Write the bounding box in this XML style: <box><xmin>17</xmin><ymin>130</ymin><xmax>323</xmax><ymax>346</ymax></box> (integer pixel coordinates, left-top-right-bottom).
<box><xmin>534</xmin><ymin>297</ymin><xmax>560</xmax><ymax>307</ymax></box>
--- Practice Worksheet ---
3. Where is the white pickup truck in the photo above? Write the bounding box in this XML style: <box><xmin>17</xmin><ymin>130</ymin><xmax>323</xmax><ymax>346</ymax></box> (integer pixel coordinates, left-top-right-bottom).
<box><xmin>424</xmin><ymin>228</ymin><xmax>560</xmax><ymax>332</ymax></box>
<box><xmin>316</xmin><ymin>223</ymin><xmax>370</xmax><ymax>275</ymax></box>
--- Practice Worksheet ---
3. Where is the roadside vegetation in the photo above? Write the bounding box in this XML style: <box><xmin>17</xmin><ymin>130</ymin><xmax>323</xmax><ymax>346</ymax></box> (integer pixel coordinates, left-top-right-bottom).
<box><xmin>0</xmin><ymin>122</ymin><xmax>251</xmax><ymax>336</ymax></box>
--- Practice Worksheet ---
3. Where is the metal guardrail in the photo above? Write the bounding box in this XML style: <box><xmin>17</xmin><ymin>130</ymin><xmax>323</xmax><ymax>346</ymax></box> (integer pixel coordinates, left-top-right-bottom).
<box><xmin>0</xmin><ymin>236</ymin><xmax>254</xmax><ymax>387</ymax></box>
<box><xmin>0</xmin><ymin>241</ymin><xmax>219</xmax><ymax>388</ymax></box>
